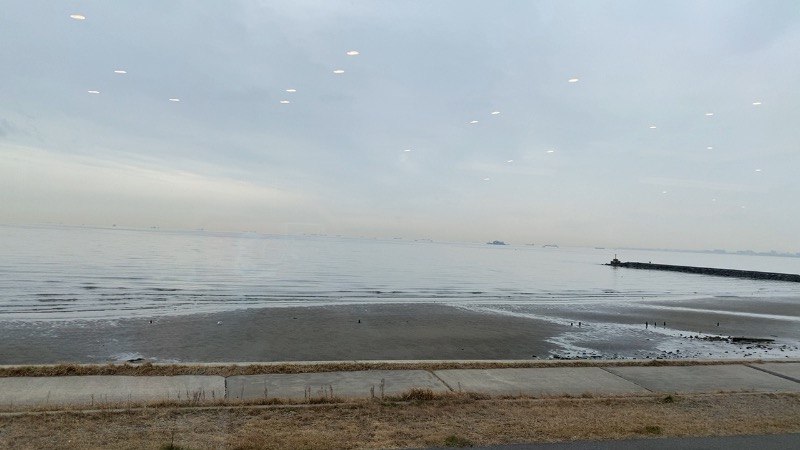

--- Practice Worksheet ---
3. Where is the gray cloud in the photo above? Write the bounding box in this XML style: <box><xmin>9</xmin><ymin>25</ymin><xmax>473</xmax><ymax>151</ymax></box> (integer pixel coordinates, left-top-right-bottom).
<box><xmin>639</xmin><ymin>177</ymin><xmax>769</xmax><ymax>193</ymax></box>
<box><xmin>1</xmin><ymin>0</ymin><xmax>798</xmax><ymax>251</ymax></box>
<box><xmin>0</xmin><ymin>119</ymin><xmax>15</xmax><ymax>137</ymax></box>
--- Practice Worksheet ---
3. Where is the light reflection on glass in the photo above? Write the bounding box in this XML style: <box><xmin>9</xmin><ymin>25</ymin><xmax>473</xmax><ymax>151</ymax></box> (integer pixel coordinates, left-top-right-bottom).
<box><xmin>491</xmin><ymin>111</ymin><xmax>500</xmax><ymax>115</ymax></box>
<box><xmin>346</xmin><ymin>50</ymin><xmax>359</xmax><ymax>56</ymax></box>
<box><xmin>114</xmin><ymin>70</ymin><xmax>127</xmax><ymax>74</ymax></box>
<box><xmin>469</xmin><ymin>120</ymin><xmax>478</xmax><ymax>124</ymax></box>
<box><xmin>70</xmin><ymin>14</ymin><xmax>86</xmax><ymax>20</ymax></box>
<box><xmin>285</xmin><ymin>88</ymin><xmax>297</xmax><ymax>93</ymax></box>
<box><xmin>279</xmin><ymin>100</ymin><xmax>290</xmax><ymax>104</ymax></box>
<box><xmin>168</xmin><ymin>98</ymin><xmax>180</xmax><ymax>102</ymax></box>
<box><xmin>333</xmin><ymin>69</ymin><xmax>345</xmax><ymax>74</ymax></box>
<box><xmin>87</xmin><ymin>90</ymin><xmax>99</xmax><ymax>94</ymax></box>
<box><xmin>568</xmin><ymin>77</ymin><xmax>579</xmax><ymax>83</ymax></box>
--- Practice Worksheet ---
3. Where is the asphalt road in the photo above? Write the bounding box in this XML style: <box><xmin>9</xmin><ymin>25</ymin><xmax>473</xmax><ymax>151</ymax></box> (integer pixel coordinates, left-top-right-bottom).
<box><xmin>422</xmin><ymin>433</ymin><xmax>800</xmax><ymax>449</ymax></box>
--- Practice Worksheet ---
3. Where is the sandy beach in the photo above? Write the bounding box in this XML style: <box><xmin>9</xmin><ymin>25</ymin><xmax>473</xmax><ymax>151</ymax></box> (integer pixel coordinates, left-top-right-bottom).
<box><xmin>1</xmin><ymin>297</ymin><xmax>798</xmax><ymax>365</ymax></box>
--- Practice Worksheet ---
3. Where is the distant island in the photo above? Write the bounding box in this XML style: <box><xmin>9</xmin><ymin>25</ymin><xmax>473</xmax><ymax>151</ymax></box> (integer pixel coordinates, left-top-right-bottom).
<box><xmin>487</xmin><ymin>240</ymin><xmax>507</xmax><ymax>245</ymax></box>
<box><xmin>619</xmin><ymin>247</ymin><xmax>800</xmax><ymax>258</ymax></box>
<box><xmin>705</xmin><ymin>249</ymin><xmax>800</xmax><ymax>258</ymax></box>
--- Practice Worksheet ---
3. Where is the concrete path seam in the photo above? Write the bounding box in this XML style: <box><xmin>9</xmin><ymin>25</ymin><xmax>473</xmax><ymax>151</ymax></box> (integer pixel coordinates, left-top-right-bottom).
<box><xmin>598</xmin><ymin>367</ymin><xmax>654</xmax><ymax>393</ymax></box>
<box><xmin>427</xmin><ymin>370</ymin><xmax>455</xmax><ymax>392</ymax></box>
<box><xmin>745</xmin><ymin>364</ymin><xmax>800</xmax><ymax>384</ymax></box>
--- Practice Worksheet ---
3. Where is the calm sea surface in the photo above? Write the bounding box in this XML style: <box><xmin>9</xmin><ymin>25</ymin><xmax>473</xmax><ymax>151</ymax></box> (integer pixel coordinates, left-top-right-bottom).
<box><xmin>2</xmin><ymin>224</ymin><xmax>799</xmax><ymax>321</ymax></box>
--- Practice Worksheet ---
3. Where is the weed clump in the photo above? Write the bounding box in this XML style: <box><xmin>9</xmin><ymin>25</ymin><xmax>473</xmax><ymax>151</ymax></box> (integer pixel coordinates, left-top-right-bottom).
<box><xmin>443</xmin><ymin>434</ymin><xmax>473</xmax><ymax>447</ymax></box>
<box><xmin>160</xmin><ymin>445</ymin><xmax>191</xmax><ymax>450</ymax></box>
<box><xmin>638</xmin><ymin>425</ymin><xmax>663</xmax><ymax>435</ymax></box>
<box><xmin>396</xmin><ymin>388</ymin><xmax>438</xmax><ymax>401</ymax></box>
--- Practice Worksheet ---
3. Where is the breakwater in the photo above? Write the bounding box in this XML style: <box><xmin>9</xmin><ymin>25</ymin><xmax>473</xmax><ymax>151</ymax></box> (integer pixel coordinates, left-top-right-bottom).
<box><xmin>606</xmin><ymin>260</ymin><xmax>800</xmax><ymax>283</ymax></box>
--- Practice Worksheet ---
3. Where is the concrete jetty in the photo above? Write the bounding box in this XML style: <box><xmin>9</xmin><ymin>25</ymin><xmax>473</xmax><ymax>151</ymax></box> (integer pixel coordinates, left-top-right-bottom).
<box><xmin>606</xmin><ymin>259</ymin><xmax>800</xmax><ymax>282</ymax></box>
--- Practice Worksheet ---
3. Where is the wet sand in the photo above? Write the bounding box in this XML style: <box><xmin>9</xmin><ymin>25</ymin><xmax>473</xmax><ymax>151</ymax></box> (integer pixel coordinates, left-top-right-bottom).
<box><xmin>554</xmin><ymin>296</ymin><xmax>800</xmax><ymax>341</ymax></box>
<box><xmin>538</xmin><ymin>296</ymin><xmax>800</xmax><ymax>359</ymax></box>
<box><xmin>1</xmin><ymin>297</ymin><xmax>797</xmax><ymax>365</ymax></box>
<box><xmin>0</xmin><ymin>304</ymin><xmax>566</xmax><ymax>364</ymax></box>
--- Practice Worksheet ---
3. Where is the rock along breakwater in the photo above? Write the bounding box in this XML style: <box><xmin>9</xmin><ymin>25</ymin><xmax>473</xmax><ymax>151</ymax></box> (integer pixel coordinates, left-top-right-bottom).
<box><xmin>605</xmin><ymin>259</ymin><xmax>800</xmax><ymax>283</ymax></box>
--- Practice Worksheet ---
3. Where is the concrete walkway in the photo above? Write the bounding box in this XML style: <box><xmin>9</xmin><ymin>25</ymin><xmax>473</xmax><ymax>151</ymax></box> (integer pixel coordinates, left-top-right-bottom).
<box><xmin>0</xmin><ymin>375</ymin><xmax>224</xmax><ymax>406</ymax></box>
<box><xmin>1</xmin><ymin>361</ymin><xmax>798</xmax><ymax>407</ymax></box>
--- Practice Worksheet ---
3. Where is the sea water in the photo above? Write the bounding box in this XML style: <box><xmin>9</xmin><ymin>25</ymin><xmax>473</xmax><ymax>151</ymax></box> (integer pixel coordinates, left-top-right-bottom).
<box><xmin>2</xmin><ymin>223</ymin><xmax>798</xmax><ymax>321</ymax></box>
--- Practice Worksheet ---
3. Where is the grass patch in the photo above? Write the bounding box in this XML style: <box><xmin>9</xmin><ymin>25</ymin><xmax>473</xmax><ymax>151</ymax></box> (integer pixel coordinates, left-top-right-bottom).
<box><xmin>1</xmin><ymin>393</ymin><xmax>798</xmax><ymax>449</ymax></box>
<box><xmin>159</xmin><ymin>431</ymin><xmax>192</xmax><ymax>450</ymax></box>
<box><xmin>391</xmin><ymin>388</ymin><xmax>440</xmax><ymax>402</ymax></box>
<box><xmin>0</xmin><ymin>358</ymin><xmax>763</xmax><ymax>378</ymax></box>
<box><xmin>637</xmin><ymin>425</ymin><xmax>663</xmax><ymax>435</ymax></box>
<box><xmin>444</xmin><ymin>434</ymin><xmax>473</xmax><ymax>447</ymax></box>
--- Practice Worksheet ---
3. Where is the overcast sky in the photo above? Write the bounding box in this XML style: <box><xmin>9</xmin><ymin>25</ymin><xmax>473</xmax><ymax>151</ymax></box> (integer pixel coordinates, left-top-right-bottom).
<box><xmin>1</xmin><ymin>0</ymin><xmax>799</xmax><ymax>251</ymax></box>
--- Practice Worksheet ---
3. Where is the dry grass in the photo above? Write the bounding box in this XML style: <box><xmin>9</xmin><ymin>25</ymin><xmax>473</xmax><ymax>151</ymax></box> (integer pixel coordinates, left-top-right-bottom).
<box><xmin>1</xmin><ymin>358</ymin><xmax>788</xmax><ymax>378</ymax></box>
<box><xmin>1</xmin><ymin>392</ymin><xmax>798</xmax><ymax>449</ymax></box>
<box><xmin>0</xmin><ymin>386</ymin><xmax>488</xmax><ymax>415</ymax></box>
